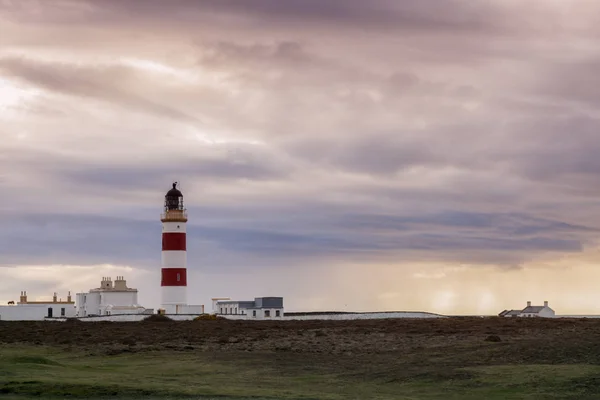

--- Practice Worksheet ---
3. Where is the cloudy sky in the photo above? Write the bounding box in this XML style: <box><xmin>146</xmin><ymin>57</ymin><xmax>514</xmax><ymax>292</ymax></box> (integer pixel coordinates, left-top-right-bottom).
<box><xmin>2</xmin><ymin>0</ymin><xmax>600</xmax><ymax>315</ymax></box>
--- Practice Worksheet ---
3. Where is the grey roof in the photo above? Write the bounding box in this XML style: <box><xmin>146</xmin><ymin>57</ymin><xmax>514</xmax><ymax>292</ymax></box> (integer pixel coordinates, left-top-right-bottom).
<box><xmin>499</xmin><ymin>309</ymin><xmax>522</xmax><ymax>316</ymax></box>
<box><xmin>521</xmin><ymin>306</ymin><xmax>544</xmax><ymax>313</ymax></box>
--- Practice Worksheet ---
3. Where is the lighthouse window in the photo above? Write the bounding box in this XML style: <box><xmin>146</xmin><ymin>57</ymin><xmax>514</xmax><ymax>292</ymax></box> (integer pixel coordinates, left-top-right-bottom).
<box><xmin>177</xmin><ymin>273</ymin><xmax>180</xmax><ymax>282</ymax></box>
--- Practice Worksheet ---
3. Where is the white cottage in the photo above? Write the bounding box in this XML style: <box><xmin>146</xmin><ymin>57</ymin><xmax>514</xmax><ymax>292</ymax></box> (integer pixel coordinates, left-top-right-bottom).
<box><xmin>520</xmin><ymin>301</ymin><xmax>555</xmax><ymax>318</ymax></box>
<box><xmin>499</xmin><ymin>300</ymin><xmax>555</xmax><ymax>318</ymax></box>
<box><xmin>75</xmin><ymin>276</ymin><xmax>149</xmax><ymax>317</ymax></box>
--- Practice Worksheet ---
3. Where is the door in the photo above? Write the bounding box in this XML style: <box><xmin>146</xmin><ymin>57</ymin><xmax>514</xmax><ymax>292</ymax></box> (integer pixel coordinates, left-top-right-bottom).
<box><xmin>47</xmin><ymin>308</ymin><xmax>53</xmax><ymax>318</ymax></box>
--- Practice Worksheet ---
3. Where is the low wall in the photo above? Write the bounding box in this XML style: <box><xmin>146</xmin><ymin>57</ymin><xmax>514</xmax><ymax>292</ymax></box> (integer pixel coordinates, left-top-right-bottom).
<box><xmin>279</xmin><ymin>311</ymin><xmax>447</xmax><ymax>320</ymax></box>
<box><xmin>54</xmin><ymin>314</ymin><xmax>204</xmax><ymax>322</ymax></box>
<box><xmin>52</xmin><ymin>311</ymin><xmax>447</xmax><ymax>322</ymax></box>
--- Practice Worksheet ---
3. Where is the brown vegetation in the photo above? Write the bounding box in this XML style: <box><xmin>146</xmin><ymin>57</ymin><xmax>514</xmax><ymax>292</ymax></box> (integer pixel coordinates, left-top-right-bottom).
<box><xmin>1</xmin><ymin>316</ymin><xmax>600</xmax><ymax>363</ymax></box>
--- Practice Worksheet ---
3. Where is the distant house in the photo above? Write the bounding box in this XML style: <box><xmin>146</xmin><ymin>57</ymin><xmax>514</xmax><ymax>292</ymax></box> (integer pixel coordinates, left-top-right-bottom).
<box><xmin>212</xmin><ymin>297</ymin><xmax>284</xmax><ymax>319</ymax></box>
<box><xmin>498</xmin><ymin>301</ymin><xmax>555</xmax><ymax>318</ymax></box>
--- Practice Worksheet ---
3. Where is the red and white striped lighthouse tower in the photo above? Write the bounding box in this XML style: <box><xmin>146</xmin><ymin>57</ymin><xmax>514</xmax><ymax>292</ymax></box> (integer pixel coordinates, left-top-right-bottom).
<box><xmin>160</xmin><ymin>182</ymin><xmax>188</xmax><ymax>313</ymax></box>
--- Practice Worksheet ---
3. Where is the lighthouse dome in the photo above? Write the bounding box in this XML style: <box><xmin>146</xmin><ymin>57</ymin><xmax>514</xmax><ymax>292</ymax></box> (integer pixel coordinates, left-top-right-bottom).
<box><xmin>165</xmin><ymin>182</ymin><xmax>184</xmax><ymax>210</ymax></box>
<box><xmin>166</xmin><ymin>182</ymin><xmax>183</xmax><ymax>198</ymax></box>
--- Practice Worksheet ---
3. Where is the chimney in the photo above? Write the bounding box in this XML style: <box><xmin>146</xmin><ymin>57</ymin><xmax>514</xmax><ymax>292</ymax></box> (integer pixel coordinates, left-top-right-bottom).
<box><xmin>67</xmin><ymin>291</ymin><xmax>72</xmax><ymax>303</ymax></box>
<box><xmin>53</xmin><ymin>292</ymin><xmax>57</xmax><ymax>303</ymax></box>
<box><xmin>24</xmin><ymin>291</ymin><xmax>27</xmax><ymax>303</ymax></box>
<box><xmin>544</xmin><ymin>301</ymin><xmax>548</xmax><ymax>307</ymax></box>
<box><xmin>527</xmin><ymin>301</ymin><xmax>531</xmax><ymax>307</ymax></box>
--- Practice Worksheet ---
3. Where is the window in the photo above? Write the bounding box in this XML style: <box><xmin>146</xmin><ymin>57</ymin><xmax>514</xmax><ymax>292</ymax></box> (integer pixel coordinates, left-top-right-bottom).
<box><xmin>276</xmin><ymin>310</ymin><xmax>280</xmax><ymax>317</ymax></box>
<box><xmin>61</xmin><ymin>308</ymin><xmax>65</xmax><ymax>316</ymax></box>
<box><xmin>265</xmin><ymin>310</ymin><xmax>271</xmax><ymax>317</ymax></box>
<box><xmin>252</xmin><ymin>310</ymin><xmax>256</xmax><ymax>317</ymax></box>
<box><xmin>220</xmin><ymin>307</ymin><xmax>223</xmax><ymax>314</ymax></box>
<box><xmin>235</xmin><ymin>307</ymin><xmax>238</xmax><ymax>314</ymax></box>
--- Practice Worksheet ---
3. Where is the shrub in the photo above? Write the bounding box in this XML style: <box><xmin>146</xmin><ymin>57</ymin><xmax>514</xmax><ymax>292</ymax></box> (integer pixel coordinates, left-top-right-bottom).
<box><xmin>484</xmin><ymin>335</ymin><xmax>502</xmax><ymax>342</ymax></box>
<box><xmin>142</xmin><ymin>314</ymin><xmax>173</xmax><ymax>323</ymax></box>
<box><xmin>193</xmin><ymin>314</ymin><xmax>225</xmax><ymax>321</ymax></box>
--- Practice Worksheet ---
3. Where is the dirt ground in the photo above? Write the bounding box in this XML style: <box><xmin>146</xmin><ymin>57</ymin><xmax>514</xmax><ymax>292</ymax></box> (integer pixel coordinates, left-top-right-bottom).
<box><xmin>2</xmin><ymin>316</ymin><xmax>600</xmax><ymax>363</ymax></box>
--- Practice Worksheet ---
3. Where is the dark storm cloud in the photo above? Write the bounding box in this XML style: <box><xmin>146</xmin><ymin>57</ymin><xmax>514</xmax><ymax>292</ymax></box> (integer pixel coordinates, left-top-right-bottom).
<box><xmin>0</xmin><ymin>0</ymin><xmax>521</xmax><ymax>35</ymax></box>
<box><xmin>59</xmin><ymin>156</ymin><xmax>289</xmax><ymax>189</ymax></box>
<box><xmin>339</xmin><ymin>212</ymin><xmax>600</xmax><ymax>237</ymax></box>
<box><xmin>0</xmin><ymin>205</ymin><xmax>592</xmax><ymax>271</ymax></box>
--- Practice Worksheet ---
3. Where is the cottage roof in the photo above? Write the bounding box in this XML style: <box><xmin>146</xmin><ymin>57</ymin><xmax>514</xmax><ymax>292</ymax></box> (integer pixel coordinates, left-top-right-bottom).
<box><xmin>502</xmin><ymin>310</ymin><xmax>521</xmax><ymax>316</ymax></box>
<box><xmin>522</xmin><ymin>306</ymin><xmax>545</xmax><ymax>313</ymax></box>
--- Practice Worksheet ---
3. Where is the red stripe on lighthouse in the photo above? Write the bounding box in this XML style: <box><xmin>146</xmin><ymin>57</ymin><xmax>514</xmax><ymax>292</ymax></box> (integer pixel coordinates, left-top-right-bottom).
<box><xmin>161</xmin><ymin>268</ymin><xmax>187</xmax><ymax>286</ymax></box>
<box><xmin>162</xmin><ymin>233</ymin><xmax>186</xmax><ymax>251</ymax></box>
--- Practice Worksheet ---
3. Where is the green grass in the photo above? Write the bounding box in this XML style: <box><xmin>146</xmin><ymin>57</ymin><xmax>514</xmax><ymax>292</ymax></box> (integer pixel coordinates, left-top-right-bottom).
<box><xmin>2</xmin><ymin>344</ymin><xmax>600</xmax><ymax>399</ymax></box>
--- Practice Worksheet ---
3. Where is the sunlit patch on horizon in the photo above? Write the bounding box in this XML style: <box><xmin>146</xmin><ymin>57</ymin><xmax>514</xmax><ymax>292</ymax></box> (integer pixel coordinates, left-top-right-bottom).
<box><xmin>0</xmin><ymin>264</ymin><xmax>150</xmax><ymax>304</ymax></box>
<box><xmin>431</xmin><ymin>290</ymin><xmax>457</xmax><ymax>312</ymax></box>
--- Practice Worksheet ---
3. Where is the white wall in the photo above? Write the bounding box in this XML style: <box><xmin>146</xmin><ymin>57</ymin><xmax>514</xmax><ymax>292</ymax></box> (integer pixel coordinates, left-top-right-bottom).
<box><xmin>0</xmin><ymin>304</ymin><xmax>76</xmax><ymax>321</ymax></box>
<box><xmin>76</xmin><ymin>292</ymin><xmax>100</xmax><ymax>316</ymax></box>
<box><xmin>217</xmin><ymin>302</ymin><xmax>244</xmax><ymax>315</ymax></box>
<box><xmin>77</xmin><ymin>290</ymin><xmax>140</xmax><ymax>316</ymax></box>
<box><xmin>50</xmin><ymin>311</ymin><xmax>445</xmax><ymax>322</ymax></box>
<box><xmin>219</xmin><ymin>311</ymin><xmax>444</xmax><ymax>321</ymax></box>
<box><xmin>241</xmin><ymin>308</ymin><xmax>284</xmax><ymax>319</ymax></box>
<box><xmin>539</xmin><ymin>307</ymin><xmax>555</xmax><ymax>317</ymax></box>
<box><xmin>60</xmin><ymin>314</ymin><xmax>203</xmax><ymax>322</ymax></box>
<box><xmin>0</xmin><ymin>305</ymin><xmax>46</xmax><ymax>321</ymax></box>
<box><xmin>215</xmin><ymin>302</ymin><xmax>284</xmax><ymax>319</ymax></box>
<box><xmin>102</xmin><ymin>292</ymin><xmax>138</xmax><ymax>308</ymax></box>
<box><xmin>179</xmin><ymin>305</ymin><xmax>204</xmax><ymax>314</ymax></box>
<box><xmin>520</xmin><ymin>307</ymin><xmax>555</xmax><ymax>318</ymax></box>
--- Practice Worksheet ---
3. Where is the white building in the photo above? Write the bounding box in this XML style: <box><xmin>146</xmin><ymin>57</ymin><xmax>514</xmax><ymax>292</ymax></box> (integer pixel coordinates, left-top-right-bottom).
<box><xmin>213</xmin><ymin>297</ymin><xmax>284</xmax><ymax>319</ymax></box>
<box><xmin>499</xmin><ymin>300</ymin><xmax>555</xmax><ymax>318</ymax></box>
<box><xmin>75</xmin><ymin>276</ymin><xmax>149</xmax><ymax>317</ymax></box>
<box><xmin>0</xmin><ymin>291</ymin><xmax>76</xmax><ymax>321</ymax></box>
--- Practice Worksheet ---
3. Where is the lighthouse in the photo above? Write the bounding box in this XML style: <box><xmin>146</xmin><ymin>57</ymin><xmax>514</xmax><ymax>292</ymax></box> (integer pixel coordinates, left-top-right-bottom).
<box><xmin>160</xmin><ymin>182</ymin><xmax>188</xmax><ymax>313</ymax></box>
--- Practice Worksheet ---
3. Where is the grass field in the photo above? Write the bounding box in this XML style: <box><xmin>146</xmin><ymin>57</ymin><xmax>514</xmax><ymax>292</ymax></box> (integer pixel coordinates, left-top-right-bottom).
<box><xmin>2</xmin><ymin>317</ymin><xmax>600</xmax><ymax>399</ymax></box>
